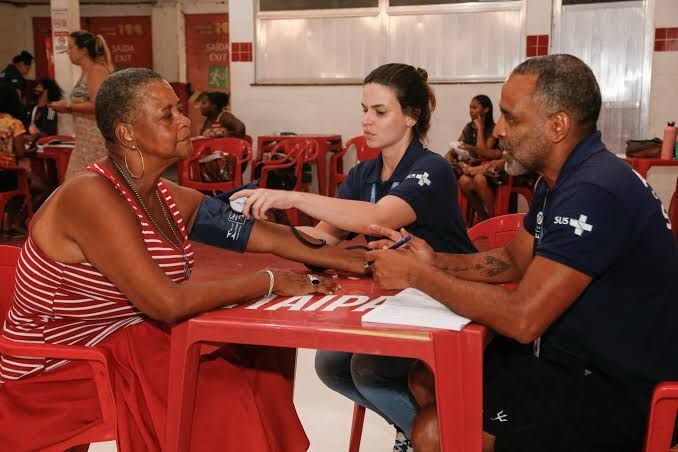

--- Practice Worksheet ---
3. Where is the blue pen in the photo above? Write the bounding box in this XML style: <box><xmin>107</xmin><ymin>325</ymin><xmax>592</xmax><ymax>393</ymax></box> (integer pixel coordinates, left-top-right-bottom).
<box><xmin>388</xmin><ymin>235</ymin><xmax>412</xmax><ymax>250</ymax></box>
<box><xmin>364</xmin><ymin>235</ymin><xmax>412</xmax><ymax>270</ymax></box>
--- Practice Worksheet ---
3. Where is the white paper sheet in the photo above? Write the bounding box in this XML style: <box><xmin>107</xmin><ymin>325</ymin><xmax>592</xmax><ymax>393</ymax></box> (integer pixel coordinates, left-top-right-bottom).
<box><xmin>361</xmin><ymin>288</ymin><xmax>471</xmax><ymax>331</ymax></box>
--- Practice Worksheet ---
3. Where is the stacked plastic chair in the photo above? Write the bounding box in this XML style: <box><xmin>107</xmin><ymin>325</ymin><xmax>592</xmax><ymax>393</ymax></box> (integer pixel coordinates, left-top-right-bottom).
<box><xmin>328</xmin><ymin>136</ymin><xmax>378</xmax><ymax>197</ymax></box>
<box><xmin>177</xmin><ymin>137</ymin><xmax>252</xmax><ymax>194</ymax></box>
<box><xmin>256</xmin><ymin>138</ymin><xmax>319</xmax><ymax>225</ymax></box>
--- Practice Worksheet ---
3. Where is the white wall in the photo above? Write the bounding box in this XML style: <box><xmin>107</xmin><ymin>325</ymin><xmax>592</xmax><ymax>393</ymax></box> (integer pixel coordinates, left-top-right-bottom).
<box><xmin>0</xmin><ymin>4</ymin><xmax>20</xmax><ymax>60</ymax></box>
<box><xmin>0</xmin><ymin>4</ymin><xmax>36</xmax><ymax>79</ymax></box>
<box><xmin>153</xmin><ymin>3</ymin><xmax>184</xmax><ymax>82</ymax></box>
<box><xmin>648</xmin><ymin>0</ymin><xmax>678</xmax><ymax>138</ymax></box>
<box><xmin>645</xmin><ymin>0</ymin><xmax>678</xmax><ymax>204</ymax></box>
<box><xmin>525</xmin><ymin>0</ymin><xmax>551</xmax><ymax>35</ymax></box>
<box><xmin>152</xmin><ymin>0</ymin><xmax>228</xmax><ymax>82</ymax></box>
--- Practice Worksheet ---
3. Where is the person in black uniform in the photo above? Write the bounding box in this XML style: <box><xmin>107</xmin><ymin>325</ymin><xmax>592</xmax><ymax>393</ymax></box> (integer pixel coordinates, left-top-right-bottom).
<box><xmin>0</xmin><ymin>51</ymin><xmax>33</xmax><ymax>102</ymax></box>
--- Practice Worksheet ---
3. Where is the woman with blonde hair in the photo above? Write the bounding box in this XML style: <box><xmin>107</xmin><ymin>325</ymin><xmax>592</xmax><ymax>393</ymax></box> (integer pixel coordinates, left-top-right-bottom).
<box><xmin>49</xmin><ymin>30</ymin><xmax>112</xmax><ymax>178</ymax></box>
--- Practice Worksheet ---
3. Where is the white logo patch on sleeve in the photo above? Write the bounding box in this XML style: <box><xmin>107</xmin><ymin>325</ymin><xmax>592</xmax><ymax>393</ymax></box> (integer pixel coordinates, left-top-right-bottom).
<box><xmin>554</xmin><ymin>214</ymin><xmax>594</xmax><ymax>236</ymax></box>
<box><xmin>406</xmin><ymin>171</ymin><xmax>431</xmax><ymax>187</ymax></box>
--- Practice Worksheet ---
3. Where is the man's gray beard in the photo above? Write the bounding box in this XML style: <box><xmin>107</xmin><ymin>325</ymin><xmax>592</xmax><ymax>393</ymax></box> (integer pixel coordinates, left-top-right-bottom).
<box><xmin>504</xmin><ymin>157</ymin><xmax>530</xmax><ymax>176</ymax></box>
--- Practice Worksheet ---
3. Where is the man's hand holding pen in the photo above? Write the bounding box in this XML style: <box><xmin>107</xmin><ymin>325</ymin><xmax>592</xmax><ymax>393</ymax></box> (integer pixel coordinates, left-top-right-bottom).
<box><xmin>363</xmin><ymin>226</ymin><xmax>436</xmax><ymax>289</ymax></box>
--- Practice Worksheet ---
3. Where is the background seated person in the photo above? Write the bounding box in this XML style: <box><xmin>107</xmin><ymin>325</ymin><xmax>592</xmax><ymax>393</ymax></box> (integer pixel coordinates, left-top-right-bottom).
<box><xmin>368</xmin><ymin>54</ymin><xmax>678</xmax><ymax>452</ymax></box>
<box><xmin>26</xmin><ymin>78</ymin><xmax>63</xmax><ymax>147</ymax></box>
<box><xmin>0</xmin><ymin>84</ymin><xmax>27</xmax><ymax>235</ymax></box>
<box><xmin>446</xmin><ymin>95</ymin><xmax>503</xmax><ymax>221</ymax></box>
<box><xmin>198</xmin><ymin>91</ymin><xmax>246</xmax><ymax>138</ymax></box>
<box><xmin>0</xmin><ymin>68</ymin><xmax>366</xmax><ymax>452</ymax></box>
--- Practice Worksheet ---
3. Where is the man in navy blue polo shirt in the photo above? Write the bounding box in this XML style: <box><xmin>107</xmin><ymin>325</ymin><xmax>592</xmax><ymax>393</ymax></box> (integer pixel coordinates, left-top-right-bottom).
<box><xmin>368</xmin><ymin>54</ymin><xmax>678</xmax><ymax>452</ymax></box>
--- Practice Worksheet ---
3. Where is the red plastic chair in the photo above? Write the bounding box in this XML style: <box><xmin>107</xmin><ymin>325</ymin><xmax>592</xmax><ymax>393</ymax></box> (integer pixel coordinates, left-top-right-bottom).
<box><xmin>644</xmin><ymin>382</ymin><xmax>678</xmax><ymax>452</ymax></box>
<box><xmin>177</xmin><ymin>137</ymin><xmax>252</xmax><ymax>194</ymax></box>
<box><xmin>257</xmin><ymin>139</ymin><xmax>318</xmax><ymax>188</ymax></box>
<box><xmin>328</xmin><ymin>136</ymin><xmax>379</xmax><ymax>197</ymax></box>
<box><xmin>0</xmin><ymin>166</ymin><xmax>33</xmax><ymax>232</ymax></box>
<box><xmin>669</xmin><ymin>177</ymin><xmax>678</xmax><ymax>241</ymax></box>
<box><xmin>241</xmin><ymin>134</ymin><xmax>254</xmax><ymax>174</ymax></box>
<box><xmin>467</xmin><ymin>213</ymin><xmax>526</xmax><ymax>250</ymax></box>
<box><xmin>0</xmin><ymin>245</ymin><xmax>118</xmax><ymax>450</ymax></box>
<box><xmin>494</xmin><ymin>175</ymin><xmax>535</xmax><ymax>217</ymax></box>
<box><xmin>253</xmin><ymin>137</ymin><xmax>318</xmax><ymax>178</ymax></box>
<box><xmin>458</xmin><ymin>174</ymin><xmax>534</xmax><ymax>227</ymax></box>
<box><xmin>256</xmin><ymin>139</ymin><xmax>319</xmax><ymax>225</ymax></box>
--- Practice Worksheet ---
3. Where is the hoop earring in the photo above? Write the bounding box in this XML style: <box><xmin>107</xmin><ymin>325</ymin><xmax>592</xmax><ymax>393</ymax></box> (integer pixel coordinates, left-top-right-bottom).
<box><xmin>125</xmin><ymin>146</ymin><xmax>144</xmax><ymax>179</ymax></box>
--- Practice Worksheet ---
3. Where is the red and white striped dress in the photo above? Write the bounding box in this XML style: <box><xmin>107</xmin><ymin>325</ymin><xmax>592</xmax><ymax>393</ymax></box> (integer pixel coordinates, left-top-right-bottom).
<box><xmin>1</xmin><ymin>161</ymin><xmax>195</xmax><ymax>382</ymax></box>
<box><xmin>0</xmin><ymin>162</ymin><xmax>309</xmax><ymax>452</ymax></box>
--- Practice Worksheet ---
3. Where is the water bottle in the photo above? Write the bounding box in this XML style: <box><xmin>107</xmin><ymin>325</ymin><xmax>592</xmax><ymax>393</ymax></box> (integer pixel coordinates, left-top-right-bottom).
<box><xmin>661</xmin><ymin>121</ymin><xmax>677</xmax><ymax>160</ymax></box>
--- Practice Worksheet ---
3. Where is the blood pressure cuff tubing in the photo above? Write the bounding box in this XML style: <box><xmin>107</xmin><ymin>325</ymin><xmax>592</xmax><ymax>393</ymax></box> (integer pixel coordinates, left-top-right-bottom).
<box><xmin>188</xmin><ymin>180</ymin><xmax>258</xmax><ymax>253</ymax></box>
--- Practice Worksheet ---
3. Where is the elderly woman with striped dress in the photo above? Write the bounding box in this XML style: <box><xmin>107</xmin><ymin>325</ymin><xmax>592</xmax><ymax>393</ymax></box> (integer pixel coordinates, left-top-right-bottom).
<box><xmin>0</xmin><ymin>68</ymin><xmax>367</xmax><ymax>451</ymax></box>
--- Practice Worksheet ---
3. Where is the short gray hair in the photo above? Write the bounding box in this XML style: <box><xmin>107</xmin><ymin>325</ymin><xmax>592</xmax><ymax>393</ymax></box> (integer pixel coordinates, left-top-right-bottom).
<box><xmin>95</xmin><ymin>68</ymin><xmax>164</xmax><ymax>143</ymax></box>
<box><xmin>512</xmin><ymin>54</ymin><xmax>601</xmax><ymax>131</ymax></box>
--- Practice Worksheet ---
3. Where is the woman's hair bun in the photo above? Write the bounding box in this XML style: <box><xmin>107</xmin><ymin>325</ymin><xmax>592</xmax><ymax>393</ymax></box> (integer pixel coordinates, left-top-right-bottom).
<box><xmin>415</xmin><ymin>67</ymin><xmax>429</xmax><ymax>82</ymax></box>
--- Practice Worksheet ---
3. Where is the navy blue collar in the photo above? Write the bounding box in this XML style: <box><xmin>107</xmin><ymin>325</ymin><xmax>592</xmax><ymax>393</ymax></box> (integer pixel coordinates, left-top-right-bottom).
<box><xmin>555</xmin><ymin>131</ymin><xmax>607</xmax><ymax>184</ymax></box>
<box><xmin>365</xmin><ymin>137</ymin><xmax>425</xmax><ymax>184</ymax></box>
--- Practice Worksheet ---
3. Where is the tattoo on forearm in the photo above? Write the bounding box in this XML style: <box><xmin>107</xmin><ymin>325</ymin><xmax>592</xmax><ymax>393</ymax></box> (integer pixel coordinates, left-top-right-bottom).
<box><xmin>478</xmin><ymin>256</ymin><xmax>511</xmax><ymax>276</ymax></box>
<box><xmin>443</xmin><ymin>256</ymin><xmax>511</xmax><ymax>277</ymax></box>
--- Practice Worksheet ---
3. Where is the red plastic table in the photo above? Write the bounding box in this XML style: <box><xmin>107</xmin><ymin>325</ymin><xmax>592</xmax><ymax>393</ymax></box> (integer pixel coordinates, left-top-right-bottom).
<box><xmin>166</xmin><ymin>250</ymin><xmax>488</xmax><ymax>452</ymax></box>
<box><xmin>623</xmin><ymin>157</ymin><xmax>678</xmax><ymax>179</ymax></box>
<box><xmin>256</xmin><ymin>134</ymin><xmax>343</xmax><ymax>196</ymax></box>
<box><xmin>31</xmin><ymin>144</ymin><xmax>74</xmax><ymax>186</ymax></box>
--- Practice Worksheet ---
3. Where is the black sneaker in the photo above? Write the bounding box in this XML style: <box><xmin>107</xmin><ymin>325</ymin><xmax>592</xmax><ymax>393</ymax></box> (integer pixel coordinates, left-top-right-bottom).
<box><xmin>392</xmin><ymin>429</ymin><xmax>413</xmax><ymax>452</ymax></box>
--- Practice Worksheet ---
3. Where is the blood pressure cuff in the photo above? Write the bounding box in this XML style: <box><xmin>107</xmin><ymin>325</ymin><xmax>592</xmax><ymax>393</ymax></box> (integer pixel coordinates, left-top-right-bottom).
<box><xmin>188</xmin><ymin>180</ymin><xmax>258</xmax><ymax>253</ymax></box>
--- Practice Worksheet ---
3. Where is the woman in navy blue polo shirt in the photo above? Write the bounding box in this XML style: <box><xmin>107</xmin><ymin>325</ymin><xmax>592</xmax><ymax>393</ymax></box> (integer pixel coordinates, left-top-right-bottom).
<box><xmin>232</xmin><ymin>63</ymin><xmax>473</xmax><ymax>451</ymax></box>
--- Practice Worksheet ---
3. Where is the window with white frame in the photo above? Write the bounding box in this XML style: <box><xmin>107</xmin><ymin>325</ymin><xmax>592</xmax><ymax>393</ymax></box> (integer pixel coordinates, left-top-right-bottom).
<box><xmin>553</xmin><ymin>0</ymin><xmax>650</xmax><ymax>154</ymax></box>
<box><xmin>255</xmin><ymin>0</ymin><xmax>524</xmax><ymax>84</ymax></box>
<box><xmin>260</xmin><ymin>0</ymin><xmax>378</xmax><ymax>10</ymax></box>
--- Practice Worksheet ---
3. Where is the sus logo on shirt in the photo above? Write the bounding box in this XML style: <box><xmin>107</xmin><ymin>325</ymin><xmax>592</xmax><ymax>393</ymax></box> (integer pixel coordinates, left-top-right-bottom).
<box><xmin>554</xmin><ymin>214</ymin><xmax>594</xmax><ymax>236</ymax></box>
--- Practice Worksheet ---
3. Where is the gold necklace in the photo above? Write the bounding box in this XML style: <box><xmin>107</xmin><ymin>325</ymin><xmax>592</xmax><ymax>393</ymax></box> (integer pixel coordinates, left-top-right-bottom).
<box><xmin>110</xmin><ymin>159</ymin><xmax>191</xmax><ymax>279</ymax></box>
